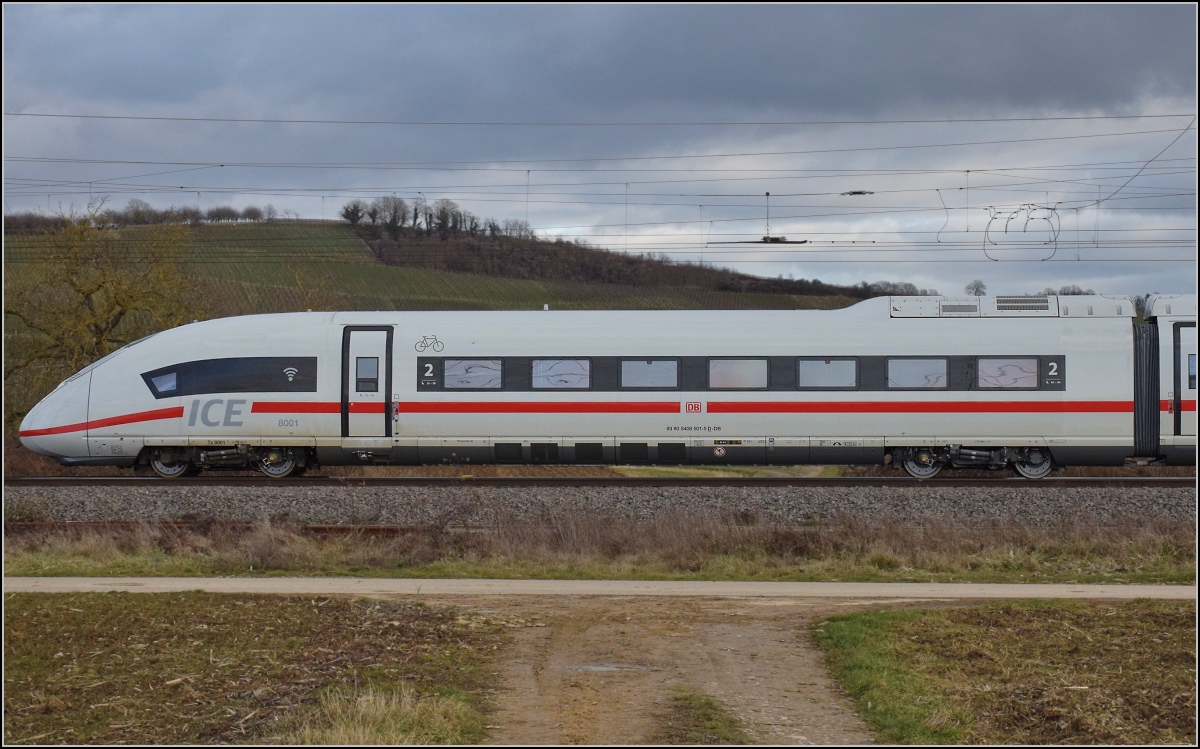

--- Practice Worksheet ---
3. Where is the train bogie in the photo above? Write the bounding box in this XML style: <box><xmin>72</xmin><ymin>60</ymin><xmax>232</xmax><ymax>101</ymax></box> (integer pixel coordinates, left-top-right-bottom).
<box><xmin>18</xmin><ymin>295</ymin><xmax>1197</xmax><ymax>478</ymax></box>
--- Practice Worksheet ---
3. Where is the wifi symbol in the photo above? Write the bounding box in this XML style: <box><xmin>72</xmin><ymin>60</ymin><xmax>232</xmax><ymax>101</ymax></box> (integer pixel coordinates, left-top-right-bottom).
<box><xmin>283</xmin><ymin>367</ymin><xmax>299</xmax><ymax>381</ymax></box>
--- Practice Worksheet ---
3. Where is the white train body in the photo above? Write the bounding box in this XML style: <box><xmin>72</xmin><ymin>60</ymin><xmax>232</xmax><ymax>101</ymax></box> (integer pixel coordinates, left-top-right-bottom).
<box><xmin>19</xmin><ymin>294</ymin><xmax>1197</xmax><ymax>477</ymax></box>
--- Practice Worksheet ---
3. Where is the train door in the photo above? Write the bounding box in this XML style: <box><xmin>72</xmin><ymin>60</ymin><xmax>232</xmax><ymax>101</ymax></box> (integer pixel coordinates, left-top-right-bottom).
<box><xmin>342</xmin><ymin>326</ymin><xmax>393</xmax><ymax>438</ymax></box>
<box><xmin>1176</xmin><ymin>323</ymin><xmax>1196</xmax><ymax>437</ymax></box>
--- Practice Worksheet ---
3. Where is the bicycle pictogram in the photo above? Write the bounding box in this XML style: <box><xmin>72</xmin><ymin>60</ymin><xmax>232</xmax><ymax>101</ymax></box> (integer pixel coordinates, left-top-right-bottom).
<box><xmin>414</xmin><ymin>335</ymin><xmax>444</xmax><ymax>353</ymax></box>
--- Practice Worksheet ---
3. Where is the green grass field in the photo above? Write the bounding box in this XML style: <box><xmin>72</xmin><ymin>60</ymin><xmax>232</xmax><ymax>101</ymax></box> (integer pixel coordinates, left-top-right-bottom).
<box><xmin>6</xmin><ymin>222</ymin><xmax>859</xmax><ymax>315</ymax></box>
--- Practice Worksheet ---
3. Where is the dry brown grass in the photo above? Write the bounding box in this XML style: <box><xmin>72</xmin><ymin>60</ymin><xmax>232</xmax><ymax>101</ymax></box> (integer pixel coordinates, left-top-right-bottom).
<box><xmin>3</xmin><ymin>593</ymin><xmax>505</xmax><ymax>745</ymax></box>
<box><xmin>6</xmin><ymin>511</ymin><xmax>1195</xmax><ymax>584</ymax></box>
<box><xmin>275</xmin><ymin>685</ymin><xmax>480</xmax><ymax>745</ymax></box>
<box><xmin>896</xmin><ymin>601</ymin><xmax>1197</xmax><ymax>744</ymax></box>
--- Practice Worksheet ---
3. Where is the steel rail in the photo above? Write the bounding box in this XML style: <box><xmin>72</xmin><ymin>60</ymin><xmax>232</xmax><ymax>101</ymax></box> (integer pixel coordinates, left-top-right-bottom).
<box><xmin>3</xmin><ymin>520</ymin><xmax>439</xmax><ymax>537</ymax></box>
<box><xmin>4</xmin><ymin>476</ymin><xmax>1194</xmax><ymax>488</ymax></box>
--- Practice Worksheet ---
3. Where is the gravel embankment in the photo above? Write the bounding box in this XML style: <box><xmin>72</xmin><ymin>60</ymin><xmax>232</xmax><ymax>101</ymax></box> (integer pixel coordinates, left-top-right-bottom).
<box><xmin>4</xmin><ymin>485</ymin><xmax>1195</xmax><ymax>526</ymax></box>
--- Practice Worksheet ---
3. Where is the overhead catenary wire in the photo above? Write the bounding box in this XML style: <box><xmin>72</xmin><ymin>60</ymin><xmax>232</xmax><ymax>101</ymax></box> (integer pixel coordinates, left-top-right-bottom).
<box><xmin>1079</xmin><ymin>117</ymin><xmax>1198</xmax><ymax>209</ymax></box>
<box><xmin>5</xmin><ymin>111</ymin><xmax>1195</xmax><ymax>126</ymax></box>
<box><xmin>4</xmin><ymin>127</ymin><xmax>1195</xmax><ymax>180</ymax></box>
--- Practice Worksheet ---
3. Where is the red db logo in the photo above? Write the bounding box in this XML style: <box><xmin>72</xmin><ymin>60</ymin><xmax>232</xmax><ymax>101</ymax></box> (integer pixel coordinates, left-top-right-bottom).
<box><xmin>685</xmin><ymin>402</ymin><xmax>702</xmax><ymax>413</ymax></box>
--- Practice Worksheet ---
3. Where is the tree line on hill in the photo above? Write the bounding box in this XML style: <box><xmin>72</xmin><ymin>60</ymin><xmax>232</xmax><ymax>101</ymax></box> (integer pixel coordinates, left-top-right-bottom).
<box><xmin>3</xmin><ymin>199</ymin><xmax>297</xmax><ymax>233</ymax></box>
<box><xmin>339</xmin><ymin>195</ymin><xmax>533</xmax><ymax>242</ymax></box>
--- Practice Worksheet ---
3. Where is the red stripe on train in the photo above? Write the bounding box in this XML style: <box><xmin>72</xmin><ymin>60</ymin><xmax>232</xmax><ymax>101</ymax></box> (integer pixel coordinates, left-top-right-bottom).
<box><xmin>18</xmin><ymin>406</ymin><xmax>185</xmax><ymax>437</ymax></box>
<box><xmin>251</xmin><ymin>401</ymin><xmax>341</xmax><ymax>414</ymax></box>
<box><xmin>20</xmin><ymin>398</ymin><xmax>1152</xmax><ymax>438</ymax></box>
<box><xmin>707</xmin><ymin>401</ymin><xmax>1135</xmax><ymax>414</ymax></box>
<box><xmin>249</xmin><ymin>402</ymin><xmax>386</xmax><ymax>413</ymax></box>
<box><xmin>1160</xmin><ymin>399</ymin><xmax>1198</xmax><ymax>412</ymax></box>
<box><xmin>395</xmin><ymin>401</ymin><xmax>681</xmax><ymax>414</ymax></box>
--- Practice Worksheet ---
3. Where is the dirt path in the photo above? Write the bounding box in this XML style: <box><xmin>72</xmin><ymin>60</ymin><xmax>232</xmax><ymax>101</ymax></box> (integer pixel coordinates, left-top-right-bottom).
<box><xmin>457</xmin><ymin>595</ymin><xmax>879</xmax><ymax>745</ymax></box>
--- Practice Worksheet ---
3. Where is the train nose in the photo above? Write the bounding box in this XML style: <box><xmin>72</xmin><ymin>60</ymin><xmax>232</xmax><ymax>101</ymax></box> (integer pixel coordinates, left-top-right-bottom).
<box><xmin>18</xmin><ymin>372</ymin><xmax>92</xmax><ymax>459</ymax></box>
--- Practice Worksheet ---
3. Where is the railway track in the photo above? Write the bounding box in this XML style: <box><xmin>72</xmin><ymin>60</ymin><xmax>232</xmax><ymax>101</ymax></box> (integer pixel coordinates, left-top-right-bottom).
<box><xmin>3</xmin><ymin>520</ymin><xmax>439</xmax><ymax>537</ymax></box>
<box><xmin>5</xmin><ymin>475</ymin><xmax>1194</xmax><ymax>488</ymax></box>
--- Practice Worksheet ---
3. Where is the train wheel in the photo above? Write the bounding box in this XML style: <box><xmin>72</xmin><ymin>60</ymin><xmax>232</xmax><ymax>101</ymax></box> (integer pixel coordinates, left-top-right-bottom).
<box><xmin>259</xmin><ymin>448</ymin><xmax>298</xmax><ymax>479</ymax></box>
<box><xmin>1013</xmin><ymin>450</ymin><xmax>1053</xmax><ymax>479</ymax></box>
<box><xmin>150</xmin><ymin>451</ymin><xmax>193</xmax><ymax>479</ymax></box>
<box><xmin>901</xmin><ymin>450</ymin><xmax>943</xmax><ymax>479</ymax></box>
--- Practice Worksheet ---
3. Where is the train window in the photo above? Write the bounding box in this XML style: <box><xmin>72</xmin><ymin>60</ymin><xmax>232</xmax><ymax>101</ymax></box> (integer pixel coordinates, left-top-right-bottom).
<box><xmin>978</xmin><ymin>358</ymin><xmax>1038</xmax><ymax>389</ymax></box>
<box><xmin>532</xmin><ymin>359</ymin><xmax>591</xmax><ymax>389</ymax></box>
<box><xmin>621</xmin><ymin>359</ymin><xmax>679</xmax><ymax>389</ymax></box>
<box><xmin>797</xmin><ymin>359</ymin><xmax>857</xmax><ymax>389</ymax></box>
<box><xmin>142</xmin><ymin>357</ymin><xmax>317</xmax><ymax>398</ymax></box>
<box><xmin>1190</xmin><ymin>354</ymin><xmax>1196</xmax><ymax>390</ymax></box>
<box><xmin>356</xmin><ymin>357</ymin><xmax>379</xmax><ymax>392</ymax></box>
<box><xmin>887</xmin><ymin>358</ymin><xmax>948</xmax><ymax>389</ymax></box>
<box><xmin>443</xmin><ymin>359</ymin><xmax>502</xmax><ymax>389</ymax></box>
<box><xmin>708</xmin><ymin>359</ymin><xmax>769</xmax><ymax>389</ymax></box>
<box><xmin>148</xmin><ymin>371</ymin><xmax>178</xmax><ymax>396</ymax></box>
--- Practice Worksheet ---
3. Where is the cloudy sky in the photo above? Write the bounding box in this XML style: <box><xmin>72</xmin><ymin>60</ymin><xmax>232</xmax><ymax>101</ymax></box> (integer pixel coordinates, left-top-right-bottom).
<box><xmin>4</xmin><ymin>4</ymin><xmax>1196</xmax><ymax>297</ymax></box>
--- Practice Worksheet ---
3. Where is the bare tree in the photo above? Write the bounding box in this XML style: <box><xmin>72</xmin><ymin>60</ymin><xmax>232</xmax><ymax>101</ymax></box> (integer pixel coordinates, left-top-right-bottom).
<box><xmin>463</xmin><ymin>211</ymin><xmax>481</xmax><ymax>236</ymax></box>
<box><xmin>1036</xmin><ymin>285</ymin><xmax>1096</xmax><ymax>297</ymax></box>
<box><xmin>1057</xmin><ymin>284</ymin><xmax>1095</xmax><ymax>295</ymax></box>
<box><xmin>263</xmin><ymin>204</ymin><xmax>278</xmax><ymax>222</ymax></box>
<box><xmin>174</xmin><ymin>206</ymin><xmax>203</xmax><ymax>226</ymax></box>
<box><xmin>372</xmin><ymin>196</ymin><xmax>408</xmax><ymax>240</ymax></box>
<box><xmin>241</xmin><ymin>205</ymin><xmax>264</xmax><ymax>222</ymax></box>
<box><xmin>870</xmin><ymin>281</ymin><xmax>939</xmax><ymax>296</ymax></box>
<box><xmin>124</xmin><ymin>199</ymin><xmax>157</xmax><ymax>225</ymax></box>
<box><xmin>339</xmin><ymin>199</ymin><xmax>367</xmax><ymax>226</ymax></box>
<box><xmin>205</xmin><ymin>205</ymin><xmax>240</xmax><ymax>223</ymax></box>
<box><xmin>433</xmin><ymin>198</ymin><xmax>460</xmax><ymax>239</ymax></box>
<box><xmin>965</xmin><ymin>279</ymin><xmax>987</xmax><ymax>296</ymax></box>
<box><xmin>502</xmin><ymin>218</ymin><xmax>534</xmax><ymax>239</ymax></box>
<box><xmin>5</xmin><ymin>200</ymin><xmax>205</xmax><ymax>430</ymax></box>
<box><xmin>410</xmin><ymin>194</ymin><xmax>427</xmax><ymax>233</ymax></box>
<box><xmin>1</xmin><ymin>211</ymin><xmax>68</xmax><ymax>235</ymax></box>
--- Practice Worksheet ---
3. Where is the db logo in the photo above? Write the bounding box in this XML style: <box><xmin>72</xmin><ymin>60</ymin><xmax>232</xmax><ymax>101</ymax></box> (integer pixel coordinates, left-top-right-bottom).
<box><xmin>713</xmin><ymin>446</ymin><xmax>726</xmax><ymax>457</ymax></box>
<box><xmin>685</xmin><ymin>402</ymin><xmax>702</xmax><ymax>413</ymax></box>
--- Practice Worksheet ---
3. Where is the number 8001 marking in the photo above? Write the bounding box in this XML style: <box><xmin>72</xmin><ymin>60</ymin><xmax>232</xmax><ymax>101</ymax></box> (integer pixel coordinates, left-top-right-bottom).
<box><xmin>278</xmin><ymin>419</ymin><xmax>299</xmax><ymax>427</ymax></box>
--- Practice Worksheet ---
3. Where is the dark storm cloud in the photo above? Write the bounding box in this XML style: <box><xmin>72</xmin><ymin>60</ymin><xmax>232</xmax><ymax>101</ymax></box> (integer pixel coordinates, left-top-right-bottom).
<box><xmin>6</xmin><ymin>6</ymin><xmax>1193</xmax><ymax>119</ymax></box>
<box><xmin>506</xmin><ymin>5</ymin><xmax>1196</xmax><ymax>118</ymax></box>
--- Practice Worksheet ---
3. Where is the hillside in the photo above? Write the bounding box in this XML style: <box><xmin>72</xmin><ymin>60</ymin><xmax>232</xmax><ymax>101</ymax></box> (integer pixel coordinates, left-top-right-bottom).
<box><xmin>5</xmin><ymin>222</ymin><xmax>863</xmax><ymax>315</ymax></box>
<box><xmin>354</xmin><ymin>225</ymin><xmax>873</xmax><ymax>300</ymax></box>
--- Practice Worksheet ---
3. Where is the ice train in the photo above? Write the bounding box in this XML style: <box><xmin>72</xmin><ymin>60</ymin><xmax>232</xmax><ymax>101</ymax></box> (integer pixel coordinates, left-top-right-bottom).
<box><xmin>18</xmin><ymin>294</ymin><xmax>1197</xmax><ymax>478</ymax></box>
